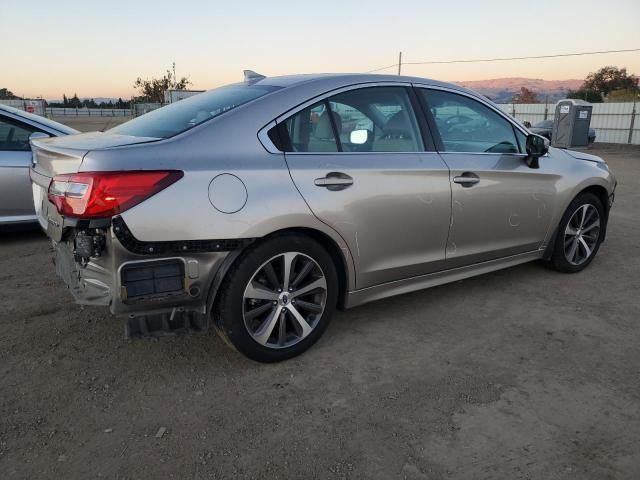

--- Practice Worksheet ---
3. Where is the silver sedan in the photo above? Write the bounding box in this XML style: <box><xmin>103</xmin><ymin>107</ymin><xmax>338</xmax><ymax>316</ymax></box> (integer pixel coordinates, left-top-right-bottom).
<box><xmin>0</xmin><ymin>105</ymin><xmax>77</xmax><ymax>226</ymax></box>
<box><xmin>30</xmin><ymin>73</ymin><xmax>616</xmax><ymax>362</ymax></box>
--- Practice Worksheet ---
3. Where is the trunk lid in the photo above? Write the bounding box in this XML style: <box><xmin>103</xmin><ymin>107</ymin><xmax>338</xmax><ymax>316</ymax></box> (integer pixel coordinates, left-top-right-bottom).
<box><xmin>30</xmin><ymin>132</ymin><xmax>160</xmax><ymax>184</ymax></box>
<box><xmin>29</xmin><ymin>132</ymin><xmax>160</xmax><ymax>237</ymax></box>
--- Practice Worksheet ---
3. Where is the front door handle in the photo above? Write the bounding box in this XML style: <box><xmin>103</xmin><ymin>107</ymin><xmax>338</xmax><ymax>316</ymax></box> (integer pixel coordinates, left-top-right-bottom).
<box><xmin>314</xmin><ymin>172</ymin><xmax>353</xmax><ymax>191</ymax></box>
<box><xmin>453</xmin><ymin>173</ymin><xmax>480</xmax><ymax>187</ymax></box>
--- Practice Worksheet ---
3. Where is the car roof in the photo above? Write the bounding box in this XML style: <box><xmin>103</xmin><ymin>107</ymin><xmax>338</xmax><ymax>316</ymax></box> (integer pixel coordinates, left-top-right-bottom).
<box><xmin>0</xmin><ymin>104</ymin><xmax>78</xmax><ymax>135</ymax></box>
<box><xmin>256</xmin><ymin>73</ymin><xmax>485</xmax><ymax>99</ymax></box>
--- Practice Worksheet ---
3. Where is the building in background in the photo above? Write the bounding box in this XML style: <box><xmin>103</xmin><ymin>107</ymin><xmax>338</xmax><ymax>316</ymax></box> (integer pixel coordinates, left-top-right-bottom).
<box><xmin>0</xmin><ymin>99</ymin><xmax>45</xmax><ymax>115</ymax></box>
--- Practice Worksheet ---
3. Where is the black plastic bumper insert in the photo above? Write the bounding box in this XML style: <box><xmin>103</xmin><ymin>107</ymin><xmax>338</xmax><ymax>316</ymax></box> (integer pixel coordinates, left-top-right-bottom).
<box><xmin>121</xmin><ymin>259</ymin><xmax>185</xmax><ymax>300</ymax></box>
<box><xmin>112</xmin><ymin>216</ymin><xmax>253</xmax><ymax>255</ymax></box>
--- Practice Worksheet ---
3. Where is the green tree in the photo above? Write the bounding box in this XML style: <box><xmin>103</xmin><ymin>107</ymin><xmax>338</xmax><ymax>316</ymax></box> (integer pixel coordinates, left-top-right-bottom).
<box><xmin>0</xmin><ymin>88</ymin><xmax>19</xmax><ymax>99</ymax></box>
<box><xmin>582</xmin><ymin>66</ymin><xmax>638</xmax><ymax>97</ymax></box>
<box><xmin>81</xmin><ymin>98</ymin><xmax>98</xmax><ymax>108</ymax></box>
<box><xmin>67</xmin><ymin>93</ymin><xmax>82</xmax><ymax>108</ymax></box>
<box><xmin>567</xmin><ymin>89</ymin><xmax>603</xmax><ymax>103</ymax></box>
<box><xmin>606</xmin><ymin>89</ymin><xmax>640</xmax><ymax>102</ymax></box>
<box><xmin>512</xmin><ymin>87</ymin><xmax>539</xmax><ymax>104</ymax></box>
<box><xmin>133</xmin><ymin>63</ymin><xmax>191</xmax><ymax>103</ymax></box>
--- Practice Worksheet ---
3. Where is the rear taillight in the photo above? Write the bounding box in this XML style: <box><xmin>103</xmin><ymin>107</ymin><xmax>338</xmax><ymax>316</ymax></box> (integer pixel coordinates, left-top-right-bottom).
<box><xmin>48</xmin><ymin>171</ymin><xmax>183</xmax><ymax>218</ymax></box>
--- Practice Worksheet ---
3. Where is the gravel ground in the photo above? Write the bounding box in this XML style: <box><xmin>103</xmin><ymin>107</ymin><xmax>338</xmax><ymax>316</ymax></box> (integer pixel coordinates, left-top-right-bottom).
<box><xmin>1</xmin><ymin>145</ymin><xmax>639</xmax><ymax>479</ymax></box>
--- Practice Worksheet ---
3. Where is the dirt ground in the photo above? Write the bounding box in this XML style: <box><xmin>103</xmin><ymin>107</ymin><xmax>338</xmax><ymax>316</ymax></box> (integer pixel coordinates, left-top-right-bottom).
<box><xmin>1</xmin><ymin>145</ymin><xmax>639</xmax><ymax>479</ymax></box>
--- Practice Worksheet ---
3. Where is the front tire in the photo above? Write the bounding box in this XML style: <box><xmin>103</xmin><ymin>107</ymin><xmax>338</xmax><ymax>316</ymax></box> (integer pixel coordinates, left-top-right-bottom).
<box><xmin>549</xmin><ymin>192</ymin><xmax>605</xmax><ymax>273</ymax></box>
<box><xmin>215</xmin><ymin>233</ymin><xmax>338</xmax><ymax>362</ymax></box>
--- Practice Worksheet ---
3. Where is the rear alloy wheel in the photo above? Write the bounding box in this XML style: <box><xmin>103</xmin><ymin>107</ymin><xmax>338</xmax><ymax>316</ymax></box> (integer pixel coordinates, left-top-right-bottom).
<box><xmin>550</xmin><ymin>192</ymin><xmax>605</xmax><ymax>273</ymax></box>
<box><xmin>215</xmin><ymin>234</ymin><xmax>337</xmax><ymax>362</ymax></box>
<box><xmin>243</xmin><ymin>252</ymin><xmax>327</xmax><ymax>349</ymax></box>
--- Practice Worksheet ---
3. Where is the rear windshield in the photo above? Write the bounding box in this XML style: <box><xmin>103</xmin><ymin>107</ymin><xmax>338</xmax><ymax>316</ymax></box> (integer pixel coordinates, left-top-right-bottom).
<box><xmin>109</xmin><ymin>83</ymin><xmax>280</xmax><ymax>139</ymax></box>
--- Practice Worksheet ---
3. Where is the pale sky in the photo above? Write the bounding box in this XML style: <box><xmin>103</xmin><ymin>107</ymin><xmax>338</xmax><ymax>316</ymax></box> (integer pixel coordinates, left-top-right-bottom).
<box><xmin>1</xmin><ymin>0</ymin><xmax>639</xmax><ymax>99</ymax></box>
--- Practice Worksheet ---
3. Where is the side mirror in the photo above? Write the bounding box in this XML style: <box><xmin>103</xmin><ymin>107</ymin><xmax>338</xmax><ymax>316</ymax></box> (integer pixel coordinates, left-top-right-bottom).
<box><xmin>525</xmin><ymin>133</ymin><xmax>549</xmax><ymax>169</ymax></box>
<box><xmin>349</xmin><ymin>129</ymin><xmax>369</xmax><ymax>145</ymax></box>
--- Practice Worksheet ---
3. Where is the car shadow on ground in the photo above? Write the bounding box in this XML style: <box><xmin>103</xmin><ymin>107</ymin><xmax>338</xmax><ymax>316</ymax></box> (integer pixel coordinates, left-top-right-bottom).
<box><xmin>0</xmin><ymin>225</ymin><xmax>45</xmax><ymax>242</ymax></box>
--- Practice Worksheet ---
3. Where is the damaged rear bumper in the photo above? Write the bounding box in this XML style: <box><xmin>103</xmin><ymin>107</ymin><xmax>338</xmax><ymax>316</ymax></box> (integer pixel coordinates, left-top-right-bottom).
<box><xmin>52</xmin><ymin>216</ymin><xmax>251</xmax><ymax>336</ymax></box>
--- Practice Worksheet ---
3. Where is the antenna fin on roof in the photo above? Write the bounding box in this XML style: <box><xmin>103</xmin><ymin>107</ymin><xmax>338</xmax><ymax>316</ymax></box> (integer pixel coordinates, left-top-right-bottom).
<box><xmin>243</xmin><ymin>70</ymin><xmax>266</xmax><ymax>83</ymax></box>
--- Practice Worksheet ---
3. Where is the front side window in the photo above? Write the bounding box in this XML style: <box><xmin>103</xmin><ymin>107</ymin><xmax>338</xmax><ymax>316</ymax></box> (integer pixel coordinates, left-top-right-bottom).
<box><xmin>329</xmin><ymin>87</ymin><xmax>423</xmax><ymax>152</ymax></box>
<box><xmin>515</xmin><ymin>128</ymin><xmax>528</xmax><ymax>153</ymax></box>
<box><xmin>0</xmin><ymin>116</ymin><xmax>38</xmax><ymax>151</ymax></box>
<box><xmin>109</xmin><ymin>83</ymin><xmax>280</xmax><ymax>139</ymax></box>
<box><xmin>421</xmin><ymin>89</ymin><xmax>520</xmax><ymax>154</ymax></box>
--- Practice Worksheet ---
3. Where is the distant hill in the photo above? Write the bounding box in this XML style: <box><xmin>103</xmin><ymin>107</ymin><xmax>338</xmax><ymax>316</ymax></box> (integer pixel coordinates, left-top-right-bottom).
<box><xmin>455</xmin><ymin>77</ymin><xmax>583</xmax><ymax>103</ymax></box>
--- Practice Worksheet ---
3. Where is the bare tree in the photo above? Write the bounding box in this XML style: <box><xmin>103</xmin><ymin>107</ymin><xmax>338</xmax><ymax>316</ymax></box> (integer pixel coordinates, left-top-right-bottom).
<box><xmin>512</xmin><ymin>87</ymin><xmax>539</xmax><ymax>104</ymax></box>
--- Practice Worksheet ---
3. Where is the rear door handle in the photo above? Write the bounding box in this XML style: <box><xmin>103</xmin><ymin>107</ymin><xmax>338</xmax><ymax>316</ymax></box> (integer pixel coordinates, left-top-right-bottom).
<box><xmin>314</xmin><ymin>173</ymin><xmax>353</xmax><ymax>190</ymax></box>
<box><xmin>453</xmin><ymin>173</ymin><xmax>480</xmax><ymax>186</ymax></box>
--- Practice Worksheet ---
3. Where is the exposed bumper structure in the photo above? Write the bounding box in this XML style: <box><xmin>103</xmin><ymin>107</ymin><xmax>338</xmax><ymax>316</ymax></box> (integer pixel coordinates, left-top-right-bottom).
<box><xmin>51</xmin><ymin>217</ymin><xmax>243</xmax><ymax>335</ymax></box>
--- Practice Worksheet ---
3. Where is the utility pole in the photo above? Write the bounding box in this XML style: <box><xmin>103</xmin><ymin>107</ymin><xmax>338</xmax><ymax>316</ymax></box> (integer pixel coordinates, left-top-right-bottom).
<box><xmin>397</xmin><ymin>52</ymin><xmax>402</xmax><ymax>76</ymax></box>
<box><xmin>628</xmin><ymin>100</ymin><xmax>636</xmax><ymax>145</ymax></box>
<box><xmin>544</xmin><ymin>95</ymin><xmax>549</xmax><ymax>120</ymax></box>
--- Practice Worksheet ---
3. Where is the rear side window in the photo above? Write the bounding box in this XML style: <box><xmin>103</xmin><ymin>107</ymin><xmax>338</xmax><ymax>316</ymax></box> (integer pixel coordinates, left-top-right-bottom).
<box><xmin>421</xmin><ymin>89</ymin><xmax>520</xmax><ymax>154</ymax></box>
<box><xmin>0</xmin><ymin>116</ymin><xmax>40</xmax><ymax>151</ymax></box>
<box><xmin>284</xmin><ymin>101</ymin><xmax>339</xmax><ymax>152</ymax></box>
<box><xmin>109</xmin><ymin>83</ymin><xmax>280</xmax><ymax>139</ymax></box>
<box><xmin>280</xmin><ymin>86</ymin><xmax>423</xmax><ymax>153</ymax></box>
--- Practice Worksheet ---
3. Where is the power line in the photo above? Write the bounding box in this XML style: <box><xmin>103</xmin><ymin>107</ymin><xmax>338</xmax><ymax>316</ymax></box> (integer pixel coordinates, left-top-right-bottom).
<box><xmin>406</xmin><ymin>48</ymin><xmax>640</xmax><ymax>65</ymax></box>
<box><xmin>367</xmin><ymin>63</ymin><xmax>399</xmax><ymax>73</ymax></box>
<box><xmin>366</xmin><ymin>48</ymin><xmax>640</xmax><ymax>73</ymax></box>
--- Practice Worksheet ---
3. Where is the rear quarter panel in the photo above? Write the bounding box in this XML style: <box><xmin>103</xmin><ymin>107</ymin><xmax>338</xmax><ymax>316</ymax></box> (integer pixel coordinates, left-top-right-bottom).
<box><xmin>80</xmin><ymin>109</ymin><xmax>357</xmax><ymax>291</ymax></box>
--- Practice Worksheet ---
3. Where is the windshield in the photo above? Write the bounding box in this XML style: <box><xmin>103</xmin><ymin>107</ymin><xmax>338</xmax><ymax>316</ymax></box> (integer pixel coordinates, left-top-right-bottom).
<box><xmin>109</xmin><ymin>83</ymin><xmax>281</xmax><ymax>139</ymax></box>
<box><xmin>0</xmin><ymin>105</ymin><xmax>78</xmax><ymax>135</ymax></box>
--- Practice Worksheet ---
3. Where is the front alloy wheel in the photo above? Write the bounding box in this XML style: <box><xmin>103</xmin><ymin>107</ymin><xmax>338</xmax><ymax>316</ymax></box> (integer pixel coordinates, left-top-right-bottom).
<box><xmin>549</xmin><ymin>192</ymin><xmax>605</xmax><ymax>273</ymax></box>
<box><xmin>563</xmin><ymin>204</ymin><xmax>601</xmax><ymax>266</ymax></box>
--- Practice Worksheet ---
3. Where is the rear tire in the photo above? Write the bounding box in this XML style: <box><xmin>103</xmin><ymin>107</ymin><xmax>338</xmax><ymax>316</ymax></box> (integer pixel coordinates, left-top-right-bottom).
<box><xmin>549</xmin><ymin>192</ymin><xmax>605</xmax><ymax>273</ymax></box>
<box><xmin>214</xmin><ymin>233</ymin><xmax>338</xmax><ymax>362</ymax></box>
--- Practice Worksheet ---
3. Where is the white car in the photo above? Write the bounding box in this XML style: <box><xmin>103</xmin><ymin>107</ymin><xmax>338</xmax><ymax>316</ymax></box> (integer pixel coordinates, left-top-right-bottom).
<box><xmin>0</xmin><ymin>104</ymin><xmax>77</xmax><ymax>226</ymax></box>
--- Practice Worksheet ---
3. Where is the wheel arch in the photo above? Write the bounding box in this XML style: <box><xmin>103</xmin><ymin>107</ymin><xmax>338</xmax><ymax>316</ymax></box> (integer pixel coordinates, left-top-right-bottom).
<box><xmin>543</xmin><ymin>183</ymin><xmax>610</xmax><ymax>260</ymax></box>
<box><xmin>206</xmin><ymin>226</ymin><xmax>354</xmax><ymax>315</ymax></box>
<box><xmin>579</xmin><ymin>184</ymin><xmax>610</xmax><ymax>218</ymax></box>
<box><xmin>272</xmin><ymin>227</ymin><xmax>351</xmax><ymax>309</ymax></box>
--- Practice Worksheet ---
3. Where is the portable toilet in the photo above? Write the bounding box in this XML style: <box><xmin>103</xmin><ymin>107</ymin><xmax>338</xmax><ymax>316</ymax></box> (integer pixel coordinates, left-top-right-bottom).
<box><xmin>551</xmin><ymin>99</ymin><xmax>593</xmax><ymax>148</ymax></box>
